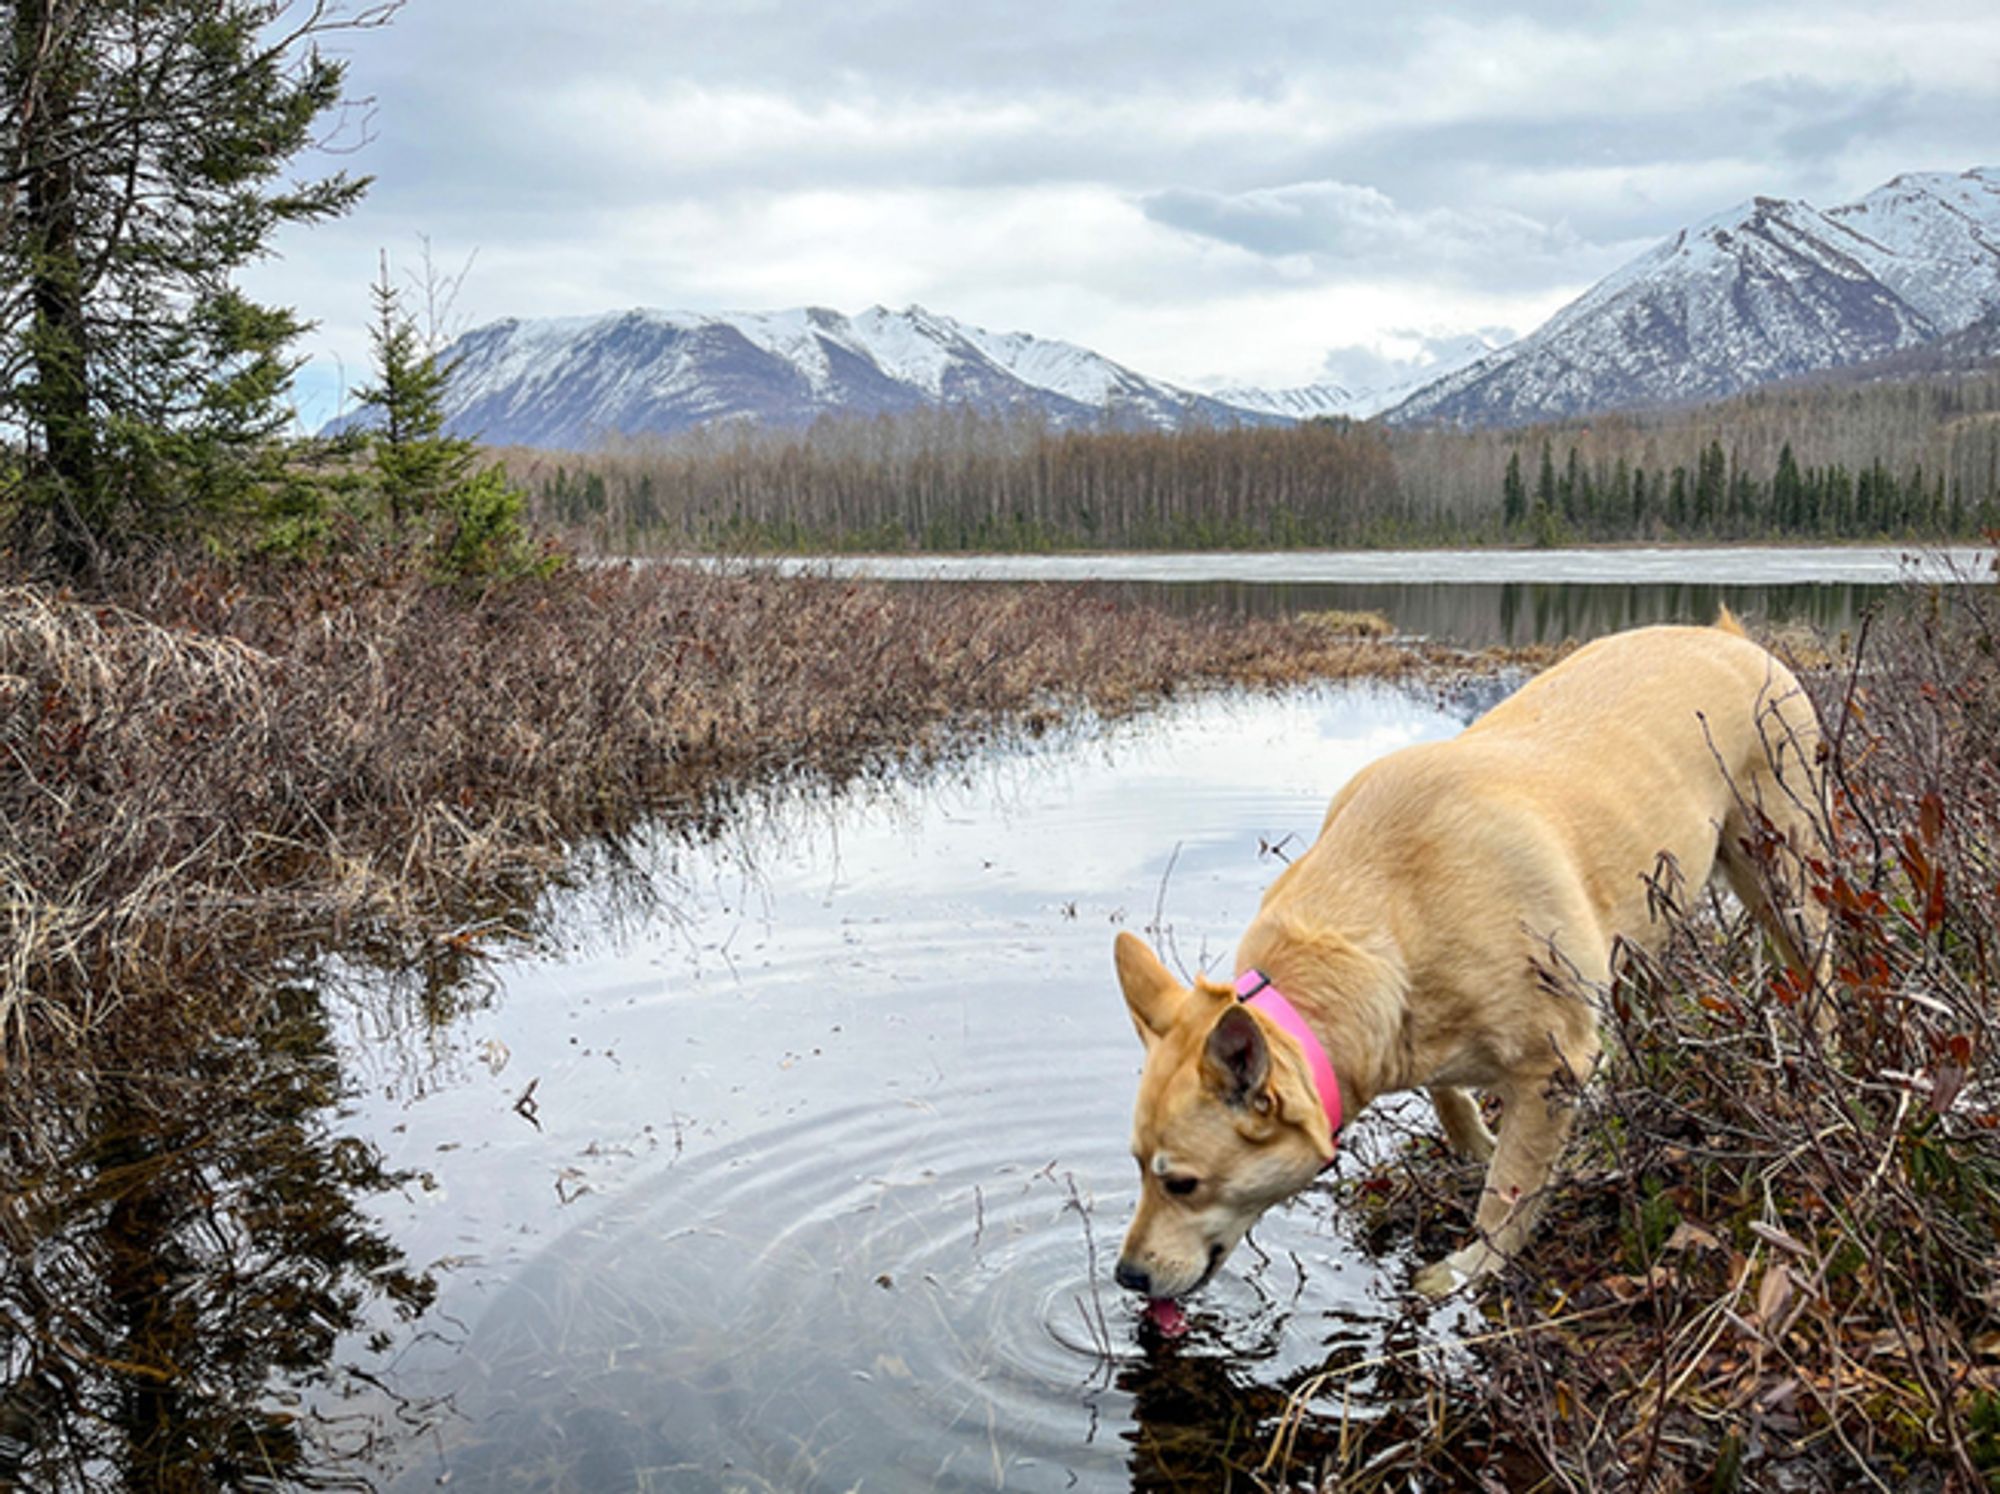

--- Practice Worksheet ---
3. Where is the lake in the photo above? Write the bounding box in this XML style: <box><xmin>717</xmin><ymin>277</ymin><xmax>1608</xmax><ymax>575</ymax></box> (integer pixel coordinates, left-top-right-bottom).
<box><xmin>782</xmin><ymin>544</ymin><xmax>1994</xmax><ymax>645</ymax></box>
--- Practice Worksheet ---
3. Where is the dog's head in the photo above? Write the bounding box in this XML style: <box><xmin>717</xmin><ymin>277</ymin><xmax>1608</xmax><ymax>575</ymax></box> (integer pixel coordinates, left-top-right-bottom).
<box><xmin>1111</xmin><ymin>931</ymin><xmax>1336</xmax><ymax>1301</ymax></box>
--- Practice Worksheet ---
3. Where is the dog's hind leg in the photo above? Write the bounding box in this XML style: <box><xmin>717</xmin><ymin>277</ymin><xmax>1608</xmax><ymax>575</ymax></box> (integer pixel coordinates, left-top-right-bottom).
<box><xmin>1429</xmin><ymin>1087</ymin><xmax>1496</xmax><ymax>1162</ymax></box>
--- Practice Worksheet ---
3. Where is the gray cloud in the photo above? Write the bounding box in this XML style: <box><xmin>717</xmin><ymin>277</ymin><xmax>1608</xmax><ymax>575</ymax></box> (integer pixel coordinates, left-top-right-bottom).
<box><xmin>1141</xmin><ymin>180</ymin><xmax>1592</xmax><ymax>288</ymax></box>
<box><xmin>1748</xmin><ymin>75</ymin><xmax>1918</xmax><ymax>164</ymax></box>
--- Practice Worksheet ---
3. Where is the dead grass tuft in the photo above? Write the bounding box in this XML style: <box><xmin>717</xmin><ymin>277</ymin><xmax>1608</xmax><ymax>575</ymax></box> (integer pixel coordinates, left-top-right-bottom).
<box><xmin>1296</xmin><ymin>608</ymin><xmax>1398</xmax><ymax>640</ymax></box>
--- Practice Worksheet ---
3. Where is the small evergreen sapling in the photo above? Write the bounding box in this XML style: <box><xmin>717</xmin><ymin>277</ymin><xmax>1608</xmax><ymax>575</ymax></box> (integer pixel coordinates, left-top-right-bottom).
<box><xmin>356</xmin><ymin>260</ymin><xmax>549</xmax><ymax>579</ymax></box>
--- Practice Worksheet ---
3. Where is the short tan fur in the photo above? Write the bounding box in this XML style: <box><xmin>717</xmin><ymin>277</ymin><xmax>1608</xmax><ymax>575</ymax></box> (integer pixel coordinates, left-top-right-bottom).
<box><xmin>1114</xmin><ymin>616</ymin><xmax>1826</xmax><ymax>1300</ymax></box>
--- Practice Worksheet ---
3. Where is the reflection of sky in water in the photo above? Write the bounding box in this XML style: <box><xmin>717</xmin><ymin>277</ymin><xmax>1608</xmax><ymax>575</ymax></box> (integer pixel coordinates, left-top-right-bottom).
<box><xmin>338</xmin><ymin>683</ymin><xmax>1477</xmax><ymax>1490</ymax></box>
<box><xmin>776</xmin><ymin>544</ymin><xmax>1992</xmax><ymax>586</ymax></box>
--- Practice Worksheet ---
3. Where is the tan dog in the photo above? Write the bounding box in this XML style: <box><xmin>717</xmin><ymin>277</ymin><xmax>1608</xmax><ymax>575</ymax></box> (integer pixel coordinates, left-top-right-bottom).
<box><xmin>1113</xmin><ymin>616</ymin><xmax>1826</xmax><ymax>1303</ymax></box>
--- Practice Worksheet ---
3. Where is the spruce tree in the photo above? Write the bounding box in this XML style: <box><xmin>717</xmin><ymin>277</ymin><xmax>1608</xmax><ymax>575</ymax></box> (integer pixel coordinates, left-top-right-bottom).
<box><xmin>1</xmin><ymin>0</ymin><xmax>395</xmax><ymax>573</ymax></box>
<box><xmin>1502</xmin><ymin>450</ymin><xmax>1526</xmax><ymax>529</ymax></box>
<box><xmin>356</xmin><ymin>262</ymin><xmax>542</xmax><ymax>579</ymax></box>
<box><xmin>359</xmin><ymin>260</ymin><xmax>462</xmax><ymax>531</ymax></box>
<box><xmin>1773</xmin><ymin>443</ymin><xmax>1803</xmax><ymax>533</ymax></box>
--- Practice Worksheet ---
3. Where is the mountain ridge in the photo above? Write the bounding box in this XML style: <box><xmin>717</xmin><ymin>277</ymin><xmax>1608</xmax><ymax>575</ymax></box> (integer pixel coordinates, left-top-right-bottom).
<box><xmin>408</xmin><ymin>303</ymin><xmax>1274</xmax><ymax>451</ymax></box>
<box><xmin>335</xmin><ymin>166</ymin><xmax>2000</xmax><ymax>449</ymax></box>
<box><xmin>1384</xmin><ymin>166</ymin><xmax>2000</xmax><ymax>426</ymax></box>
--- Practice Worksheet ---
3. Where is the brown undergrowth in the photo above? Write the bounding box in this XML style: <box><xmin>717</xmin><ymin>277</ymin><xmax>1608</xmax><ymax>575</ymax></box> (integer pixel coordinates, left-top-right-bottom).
<box><xmin>1280</xmin><ymin>570</ymin><xmax>2000</xmax><ymax>1492</ymax></box>
<box><xmin>0</xmin><ymin>551</ymin><xmax>1506</xmax><ymax>1081</ymax></box>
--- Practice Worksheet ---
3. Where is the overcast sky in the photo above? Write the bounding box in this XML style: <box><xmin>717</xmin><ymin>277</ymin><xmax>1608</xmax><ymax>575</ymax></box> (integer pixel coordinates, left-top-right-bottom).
<box><xmin>251</xmin><ymin>0</ymin><xmax>2000</xmax><ymax>427</ymax></box>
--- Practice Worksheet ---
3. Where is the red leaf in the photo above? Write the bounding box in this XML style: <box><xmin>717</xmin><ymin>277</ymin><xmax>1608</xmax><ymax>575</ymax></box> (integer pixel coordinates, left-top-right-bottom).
<box><xmin>1919</xmin><ymin>792</ymin><xmax>1945</xmax><ymax>846</ymax></box>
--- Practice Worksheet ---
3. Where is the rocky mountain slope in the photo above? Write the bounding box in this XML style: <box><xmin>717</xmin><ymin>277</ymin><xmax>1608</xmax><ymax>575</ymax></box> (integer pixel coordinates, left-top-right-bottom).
<box><xmin>1388</xmin><ymin>167</ymin><xmax>2000</xmax><ymax>426</ymax></box>
<box><xmin>416</xmin><ymin>304</ymin><xmax>1266</xmax><ymax>449</ymax></box>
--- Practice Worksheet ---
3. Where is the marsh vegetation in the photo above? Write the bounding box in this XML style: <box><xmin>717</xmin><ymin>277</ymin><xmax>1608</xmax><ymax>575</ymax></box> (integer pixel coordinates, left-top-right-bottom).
<box><xmin>2</xmin><ymin>554</ymin><xmax>1486</xmax><ymax>1071</ymax></box>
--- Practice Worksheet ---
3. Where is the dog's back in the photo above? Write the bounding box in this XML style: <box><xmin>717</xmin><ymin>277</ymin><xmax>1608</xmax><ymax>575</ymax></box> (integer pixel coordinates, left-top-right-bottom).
<box><xmin>1247</xmin><ymin>621</ymin><xmax>1824</xmax><ymax>1088</ymax></box>
<box><xmin>1318</xmin><ymin>623</ymin><xmax>1814</xmax><ymax>910</ymax></box>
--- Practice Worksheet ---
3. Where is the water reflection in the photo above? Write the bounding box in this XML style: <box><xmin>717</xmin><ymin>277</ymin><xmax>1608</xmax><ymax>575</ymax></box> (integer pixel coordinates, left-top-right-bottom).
<box><xmin>1098</xmin><ymin>577</ymin><xmax>1897</xmax><ymax>646</ymax></box>
<box><xmin>342</xmin><ymin>684</ymin><xmax>1487</xmax><ymax>1492</ymax></box>
<box><xmin>777</xmin><ymin>544</ymin><xmax>1994</xmax><ymax>646</ymax></box>
<box><xmin>0</xmin><ymin>986</ymin><xmax>437</xmax><ymax>1492</ymax></box>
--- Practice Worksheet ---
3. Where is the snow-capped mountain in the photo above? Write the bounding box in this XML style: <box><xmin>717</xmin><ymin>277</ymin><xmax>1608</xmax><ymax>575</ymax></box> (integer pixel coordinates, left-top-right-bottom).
<box><xmin>414</xmin><ymin>304</ymin><xmax>1267</xmax><ymax>449</ymax></box>
<box><xmin>1209</xmin><ymin>382</ymin><xmax>1362</xmax><ymax>421</ymax></box>
<box><xmin>1218</xmin><ymin>332</ymin><xmax>1509</xmax><ymax>421</ymax></box>
<box><xmin>1389</xmin><ymin>167</ymin><xmax>2000</xmax><ymax>427</ymax></box>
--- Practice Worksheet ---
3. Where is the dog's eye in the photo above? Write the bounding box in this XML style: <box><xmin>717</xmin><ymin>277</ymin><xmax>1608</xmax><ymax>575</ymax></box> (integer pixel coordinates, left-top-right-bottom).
<box><xmin>1163</xmin><ymin>1176</ymin><xmax>1199</xmax><ymax>1197</ymax></box>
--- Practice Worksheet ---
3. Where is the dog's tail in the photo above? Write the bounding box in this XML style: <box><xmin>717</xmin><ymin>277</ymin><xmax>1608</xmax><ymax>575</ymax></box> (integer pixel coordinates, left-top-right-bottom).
<box><xmin>1715</xmin><ymin>604</ymin><xmax>1748</xmax><ymax>639</ymax></box>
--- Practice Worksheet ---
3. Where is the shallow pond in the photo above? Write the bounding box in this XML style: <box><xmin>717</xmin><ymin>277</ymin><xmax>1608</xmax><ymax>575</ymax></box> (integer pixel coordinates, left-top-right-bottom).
<box><xmin>784</xmin><ymin>544</ymin><xmax>1995</xmax><ymax>645</ymax></box>
<box><xmin>311</xmin><ymin>681</ymin><xmax>1496</xmax><ymax>1491</ymax></box>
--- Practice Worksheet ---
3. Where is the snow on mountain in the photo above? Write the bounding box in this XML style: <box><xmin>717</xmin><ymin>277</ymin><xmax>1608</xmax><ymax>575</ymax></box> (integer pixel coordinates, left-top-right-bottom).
<box><xmin>413</xmin><ymin>303</ymin><xmax>1266</xmax><ymax>451</ymax></box>
<box><xmin>1390</xmin><ymin>166</ymin><xmax>2000</xmax><ymax>427</ymax></box>
<box><xmin>1216</xmin><ymin>330</ymin><xmax>1507</xmax><ymax>422</ymax></box>
<box><xmin>1209</xmin><ymin>383</ymin><xmax>1361</xmax><ymax>421</ymax></box>
<box><xmin>1823</xmin><ymin>170</ymin><xmax>2000</xmax><ymax>330</ymax></box>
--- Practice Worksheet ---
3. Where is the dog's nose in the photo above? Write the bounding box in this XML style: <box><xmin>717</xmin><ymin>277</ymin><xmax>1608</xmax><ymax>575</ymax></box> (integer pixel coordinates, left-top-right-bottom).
<box><xmin>1113</xmin><ymin>1258</ymin><xmax>1152</xmax><ymax>1294</ymax></box>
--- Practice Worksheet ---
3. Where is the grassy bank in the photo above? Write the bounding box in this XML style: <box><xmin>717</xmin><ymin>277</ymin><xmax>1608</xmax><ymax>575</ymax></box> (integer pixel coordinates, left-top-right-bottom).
<box><xmin>0</xmin><ymin>554</ymin><xmax>1501</xmax><ymax>1072</ymax></box>
<box><xmin>1279</xmin><ymin>577</ymin><xmax>2000</xmax><ymax>1491</ymax></box>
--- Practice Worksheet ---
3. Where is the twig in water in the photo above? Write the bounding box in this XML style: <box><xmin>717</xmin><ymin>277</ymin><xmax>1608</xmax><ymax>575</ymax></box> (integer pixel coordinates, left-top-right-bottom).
<box><xmin>512</xmin><ymin>1077</ymin><xmax>542</xmax><ymax>1130</ymax></box>
<box><xmin>1148</xmin><ymin>842</ymin><xmax>1187</xmax><ymax>979</ymax></box>
<box><xmin>1061</xmin><ymin>1171</ymin><xmax>1116</xmax><ymax>1381</ymax></box>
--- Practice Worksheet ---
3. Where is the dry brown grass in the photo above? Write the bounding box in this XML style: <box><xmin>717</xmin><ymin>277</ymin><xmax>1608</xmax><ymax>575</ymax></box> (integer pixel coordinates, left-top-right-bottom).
<box><xmin>1295</xmin><ymin>607</ymin><xmax>1398</xmax><ymax>640</ymax></box>
<box><xmin>1</xmin><ymin>554</ymin><xmax>1502</xmax><ymax>1069</ymax></box>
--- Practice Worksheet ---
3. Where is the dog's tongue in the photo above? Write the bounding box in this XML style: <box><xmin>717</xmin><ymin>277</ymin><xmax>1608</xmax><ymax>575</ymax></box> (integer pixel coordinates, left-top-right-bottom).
<box><xmin>1143</xmin><ymin>1297</ymin><xmax>1189</xmax><ymax>1337</ymax></box>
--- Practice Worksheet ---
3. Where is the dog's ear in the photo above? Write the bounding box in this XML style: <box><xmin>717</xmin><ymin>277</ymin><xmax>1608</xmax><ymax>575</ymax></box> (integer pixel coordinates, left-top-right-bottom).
<box><xmin>1114</xmin><ymin>932</ymin><xmax>1184</xmax><ymax>1048</ymax></box>
<box><xmin>1201</xmin><ymin>1004</ymin><xmax>1270</xmax><ymax>1106</ymax></box>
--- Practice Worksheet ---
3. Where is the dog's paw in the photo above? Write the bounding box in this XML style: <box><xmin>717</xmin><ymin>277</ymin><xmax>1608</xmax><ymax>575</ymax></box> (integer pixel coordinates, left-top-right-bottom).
<box><xmin>1414</xmin><ymin>1243</ymin><xmax>1504</xmax><ymax>1299</ymax></box>
<box><xmin>1411</xmin><ymin>1257</ymin><xmax>1468</xmax><ymax>1299</ymax></box>
<box><xmin>1457</xmin><ymin>1130</ymin><xmax>1498</xmax><ymax>1164</ymax></box>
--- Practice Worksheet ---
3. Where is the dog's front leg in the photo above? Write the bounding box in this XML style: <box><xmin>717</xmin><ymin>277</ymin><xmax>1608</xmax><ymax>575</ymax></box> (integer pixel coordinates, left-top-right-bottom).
<box><xmin>1412</xmin><ymin>1066</ymin><xmax>1579</xmax><ymax>1297</ymax></box>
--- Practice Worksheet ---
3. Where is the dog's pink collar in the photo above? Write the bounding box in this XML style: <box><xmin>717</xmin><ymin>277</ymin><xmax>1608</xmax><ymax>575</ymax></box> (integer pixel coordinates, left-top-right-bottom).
<box><xmin>1234</xmin><ymin>968</ymin><xmax>1342</xmax><ymax>1165</ymax></box>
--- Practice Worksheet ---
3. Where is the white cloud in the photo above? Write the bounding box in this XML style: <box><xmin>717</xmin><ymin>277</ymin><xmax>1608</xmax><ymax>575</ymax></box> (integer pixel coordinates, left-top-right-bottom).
<box><xmin>1311</xmin><ymin>328</ymin><xmax>1517</xmax><ymax>397</ymax></box>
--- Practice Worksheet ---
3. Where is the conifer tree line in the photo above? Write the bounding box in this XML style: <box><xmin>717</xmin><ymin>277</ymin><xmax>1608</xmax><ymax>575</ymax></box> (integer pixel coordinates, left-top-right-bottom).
<box><xmin>512</xmin><ymin>364</ymin><xmax>2000</xmax><ymax>552</ymax></box>
<box><xmin>1392</xmin><ymin>365</ymin><xmax>2000</xmax><ymax>545</ymax></box>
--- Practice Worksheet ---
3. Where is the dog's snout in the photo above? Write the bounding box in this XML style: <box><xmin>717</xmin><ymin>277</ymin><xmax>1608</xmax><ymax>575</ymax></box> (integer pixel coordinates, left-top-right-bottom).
<box><xmin>1113</xmin><ymin>1258</ymin><xmax>1152</xmax><ymax>1294</ymax></box>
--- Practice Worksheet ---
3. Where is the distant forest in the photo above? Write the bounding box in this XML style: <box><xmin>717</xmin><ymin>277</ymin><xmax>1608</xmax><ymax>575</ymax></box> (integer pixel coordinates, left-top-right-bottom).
<box><xmin>505</xmin><ymin>364</ymin><xmax>2000</xmax><ymax>551</ymax></box>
